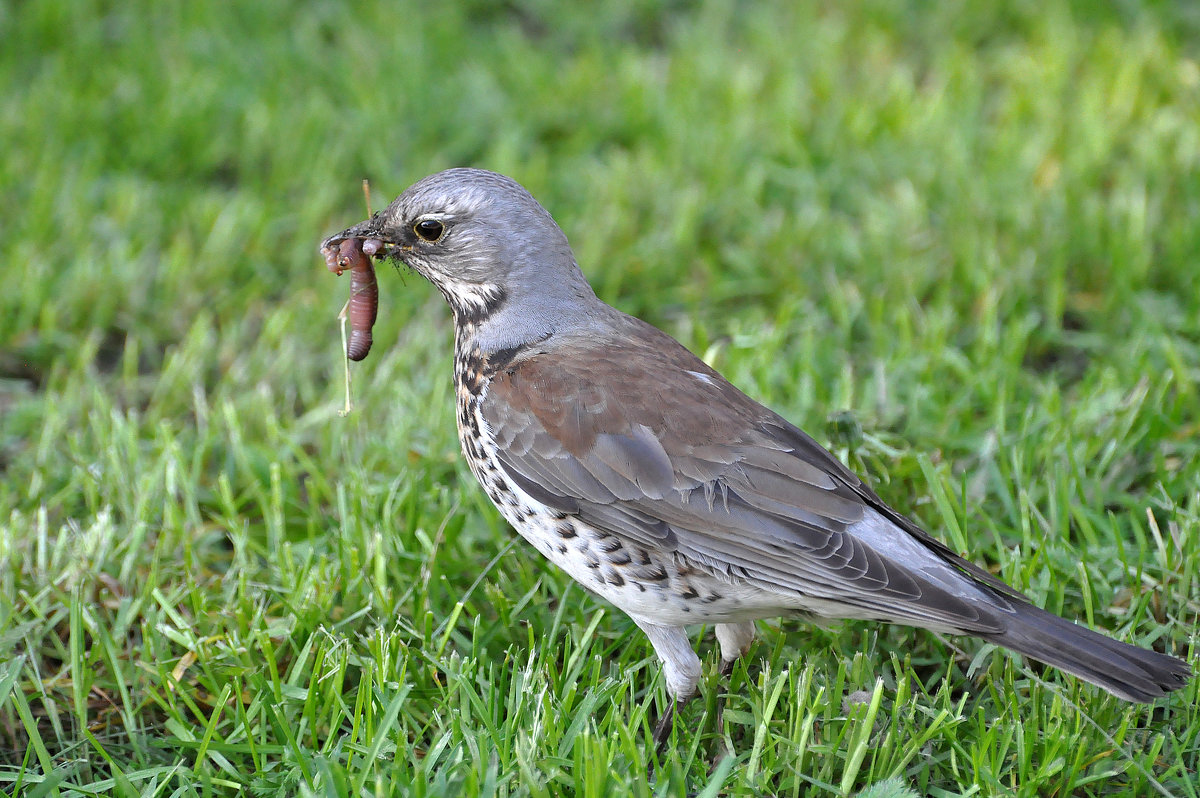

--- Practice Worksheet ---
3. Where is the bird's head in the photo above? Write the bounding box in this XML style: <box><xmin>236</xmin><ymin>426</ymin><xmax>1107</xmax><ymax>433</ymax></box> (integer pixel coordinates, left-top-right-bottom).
<box><xmin>321</xmin><ymin>168</ymin><xmax>596</xmax><ymax>327</ymax></box>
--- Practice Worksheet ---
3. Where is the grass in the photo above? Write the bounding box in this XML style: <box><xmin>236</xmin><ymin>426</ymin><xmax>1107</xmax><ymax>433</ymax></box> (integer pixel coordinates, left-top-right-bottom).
<box><xmin>2</xmin><ymin>0</ymin><xmax>1199</xmax><ymax>795</ymax></box>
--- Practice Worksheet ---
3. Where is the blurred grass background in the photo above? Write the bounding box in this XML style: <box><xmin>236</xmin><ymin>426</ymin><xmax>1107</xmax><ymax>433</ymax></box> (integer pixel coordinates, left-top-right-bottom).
<box><xmin>1</xmin><ymin>1</ymin><xmax>1198</xmax><ymax>795</ymax></box>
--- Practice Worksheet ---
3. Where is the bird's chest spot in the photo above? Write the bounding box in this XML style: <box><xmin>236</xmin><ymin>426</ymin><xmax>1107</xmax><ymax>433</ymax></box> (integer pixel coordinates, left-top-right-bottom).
<box><xmin>455</xmin><ymin>345</ymin><xmax>487</xmax><ymax>399</ymax></box>
<box><xmin>456</xmin><ymin>385</ymin><xmax>530</xmax><ymax>521</ymax></box>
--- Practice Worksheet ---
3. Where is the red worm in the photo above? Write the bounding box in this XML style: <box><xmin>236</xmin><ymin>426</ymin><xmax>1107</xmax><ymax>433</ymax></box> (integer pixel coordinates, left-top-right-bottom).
<box><xmin>324</xmin><ymin>238</ymin><xmax>381</xmax><ymax>361</ymax></box>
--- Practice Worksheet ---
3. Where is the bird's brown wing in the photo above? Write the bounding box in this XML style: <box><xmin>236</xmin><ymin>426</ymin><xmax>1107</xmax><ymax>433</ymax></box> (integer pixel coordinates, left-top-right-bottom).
<box><xmin>482</xmin><ymin>318</ymin><xmax>1018</xmax><ymax>632</ymax></box>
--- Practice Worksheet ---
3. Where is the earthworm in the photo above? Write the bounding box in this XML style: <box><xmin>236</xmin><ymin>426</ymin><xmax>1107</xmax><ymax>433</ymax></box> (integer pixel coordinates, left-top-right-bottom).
<box><xmin>324</xmin><ymin>237</ymin><xmax>383</xmax><ymax>361</ymax></box>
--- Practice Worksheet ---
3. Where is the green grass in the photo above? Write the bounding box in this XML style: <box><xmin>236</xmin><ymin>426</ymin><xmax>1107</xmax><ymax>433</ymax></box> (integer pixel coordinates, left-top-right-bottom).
<box><xmin>2</xmin><ymin>0</ymin><xmax>1199</xmax><ymax>795</ymax></box>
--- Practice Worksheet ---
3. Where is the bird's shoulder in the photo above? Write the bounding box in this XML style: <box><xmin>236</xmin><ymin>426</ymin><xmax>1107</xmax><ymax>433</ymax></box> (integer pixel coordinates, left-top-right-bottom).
<box><xmin>483</xmin><ymin>313</ymin><xmax>772</xmax><ymax>452</ymax></box>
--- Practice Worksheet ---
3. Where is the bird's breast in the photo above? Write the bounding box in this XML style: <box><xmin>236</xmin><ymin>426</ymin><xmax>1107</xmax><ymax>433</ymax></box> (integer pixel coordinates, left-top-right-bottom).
<box><xmin>453</xmin><ymin>375</ymin><xmax>799</xmax><ymax>626</ymax></box>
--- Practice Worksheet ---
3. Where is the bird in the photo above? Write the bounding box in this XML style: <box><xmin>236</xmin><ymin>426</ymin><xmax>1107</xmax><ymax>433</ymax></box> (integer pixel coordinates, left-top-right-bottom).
<box><xmin>321</xmin><ymin>167</ymin><xmax>1189</xmax><ymax>744</ymax></box>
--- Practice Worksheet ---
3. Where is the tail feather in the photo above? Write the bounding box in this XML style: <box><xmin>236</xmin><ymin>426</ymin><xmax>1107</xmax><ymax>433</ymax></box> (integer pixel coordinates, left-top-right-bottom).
<box><xmin>983</xmin><ymin>601</ymin><xmax>1190</xmax><ymax>702</ymax></box>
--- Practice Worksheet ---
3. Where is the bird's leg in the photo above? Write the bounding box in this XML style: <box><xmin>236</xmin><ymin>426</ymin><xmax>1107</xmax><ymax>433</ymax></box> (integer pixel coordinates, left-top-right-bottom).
<box><xmin>651</xmin><ymin>698</ymin><xmax>685</xmax><ymax>753</ymax></box>
<box><xmin>712</xmin><ymin>622</ymin><xmax>756</xmax><ymax>755</ymax></box>
<box><xmin>635</xmin><ymin>621</ymin><xmax>701</xmax><ymax>758</ymax></box>
<box><xmin>716</xmin><ymin>622</ymin><xmax>756</xmax><ymax>677</ymax></box>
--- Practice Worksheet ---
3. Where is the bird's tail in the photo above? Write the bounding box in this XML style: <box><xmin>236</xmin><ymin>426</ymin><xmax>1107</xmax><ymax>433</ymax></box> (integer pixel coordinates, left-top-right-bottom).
<box><xmin>981</xmin><ymin>600</ymin><xmax>1190</xmax><ymax>702</ymax></box>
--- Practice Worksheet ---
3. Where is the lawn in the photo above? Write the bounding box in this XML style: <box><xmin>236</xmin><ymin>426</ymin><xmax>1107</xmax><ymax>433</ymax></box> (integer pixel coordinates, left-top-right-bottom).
<box><xmin>1</xmin><ymin>1</ymin><xmax>1198</xmax><ymax>795</ymax></box>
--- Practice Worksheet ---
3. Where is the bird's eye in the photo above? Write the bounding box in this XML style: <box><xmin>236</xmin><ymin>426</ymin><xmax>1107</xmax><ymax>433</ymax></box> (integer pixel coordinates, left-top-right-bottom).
<box><xmin>413</xmin><ymin>219</ymin><xmax>445</xmax><ymax>242</ymax></box>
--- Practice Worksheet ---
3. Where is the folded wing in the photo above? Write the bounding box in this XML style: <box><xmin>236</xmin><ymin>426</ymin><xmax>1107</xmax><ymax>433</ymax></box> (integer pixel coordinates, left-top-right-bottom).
<box><xmin>483</xmin><ymin>318</ymin><xmax>1019</xmax><ymax>633</ymax></box>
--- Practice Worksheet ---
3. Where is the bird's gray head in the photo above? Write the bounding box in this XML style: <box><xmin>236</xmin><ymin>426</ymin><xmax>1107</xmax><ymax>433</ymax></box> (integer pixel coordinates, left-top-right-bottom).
<box><xmin>322</xmin><ymin>169</ymin><xmax>599</xmax><ymax>346</ymax></box>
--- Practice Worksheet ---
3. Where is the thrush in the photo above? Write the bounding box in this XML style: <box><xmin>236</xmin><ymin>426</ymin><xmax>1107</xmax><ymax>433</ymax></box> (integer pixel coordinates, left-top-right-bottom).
<box><xmin>321</xmin><ymin>168</ymin><xmax>1189</xmax><ymax>742</ymax></box>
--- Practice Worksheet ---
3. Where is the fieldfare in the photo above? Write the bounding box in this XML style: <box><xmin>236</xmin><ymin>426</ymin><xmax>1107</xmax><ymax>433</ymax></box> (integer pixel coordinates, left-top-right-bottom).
<box><xmin>321</xmin><ymin>168</ymin><xmax>1189</xmax><ymax>743</ymax></box>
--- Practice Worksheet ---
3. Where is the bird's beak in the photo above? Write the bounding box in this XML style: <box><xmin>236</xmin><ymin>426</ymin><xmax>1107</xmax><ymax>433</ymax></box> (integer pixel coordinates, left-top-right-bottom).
<box><xmin>319</xmin><ymin>212</ymin><xmax>399</xmax><ymax>256</ymax></box>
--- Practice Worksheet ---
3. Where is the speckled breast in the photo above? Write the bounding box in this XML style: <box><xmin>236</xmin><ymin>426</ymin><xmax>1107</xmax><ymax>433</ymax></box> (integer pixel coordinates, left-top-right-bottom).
<box><xmin>453</xmin><ymin>367</ymin><xmax>780</xmax><ymax>627</ymax></box>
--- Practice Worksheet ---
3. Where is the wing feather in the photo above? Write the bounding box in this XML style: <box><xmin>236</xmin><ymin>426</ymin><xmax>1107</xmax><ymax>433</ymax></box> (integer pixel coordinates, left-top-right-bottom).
<box><xmin>481</xmin><ymin>317</ymin><xmax>1011</xmax><ymax>632</ymax></box>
